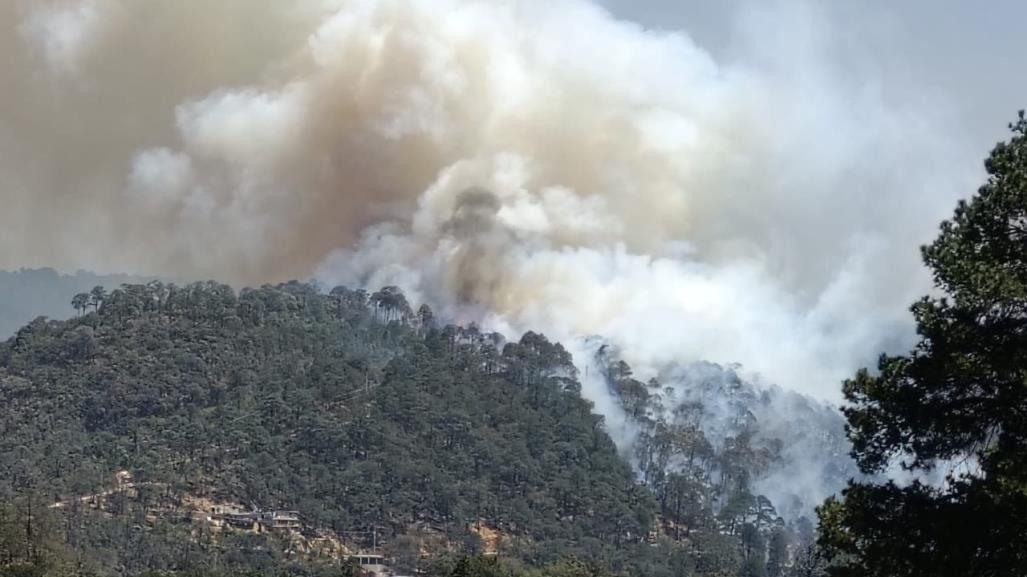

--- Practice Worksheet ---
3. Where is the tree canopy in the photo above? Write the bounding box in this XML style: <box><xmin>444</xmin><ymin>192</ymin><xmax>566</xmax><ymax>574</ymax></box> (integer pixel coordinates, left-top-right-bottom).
<box><xmin>0</xmin><ymin>281</ymin><xmax>669</xmax><ymax>576</ymax></box>
<box><xmin>818</xmin><ymin>112</ymin><xmax>1027</xmax><ymax>576</ymax></box>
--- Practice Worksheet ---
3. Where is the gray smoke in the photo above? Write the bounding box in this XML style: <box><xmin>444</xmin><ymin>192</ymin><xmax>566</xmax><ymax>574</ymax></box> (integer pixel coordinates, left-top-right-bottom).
<box><xmin>1</xmin><ymin>1</ymin><xmax>1012</xmax><ymax>474</ymax></box>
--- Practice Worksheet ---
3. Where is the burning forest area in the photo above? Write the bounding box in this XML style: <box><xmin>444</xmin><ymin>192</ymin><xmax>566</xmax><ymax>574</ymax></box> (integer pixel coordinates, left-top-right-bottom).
<box><xmin>1</xmin><ymin>1</ymin><xmax>1025</xmax><ymax>576</ymax></box>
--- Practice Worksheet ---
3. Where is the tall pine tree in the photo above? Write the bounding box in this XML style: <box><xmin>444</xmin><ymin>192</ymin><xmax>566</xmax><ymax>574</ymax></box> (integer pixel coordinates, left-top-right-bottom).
<box><xmin>819</xmin><ymin>112</ymin><xmax>1027</xmax><ymax>576</ymax></box>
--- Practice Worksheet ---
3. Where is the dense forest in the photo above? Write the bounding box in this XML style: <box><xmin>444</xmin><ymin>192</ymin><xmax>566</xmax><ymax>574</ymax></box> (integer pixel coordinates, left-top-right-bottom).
<box><xmin>599</xmin><ymin>349</ymin><xmax>854</xmax><ymax>524</ymax></box>
<box><xmin>0</xmin><ymin>281</ymin><xmax>822</xmax><ymax>577</ymax></box>
<box><xmin>1</xmin><ymin>108</ymin><xmax>1024</xmax><ymax>577</ymax></box>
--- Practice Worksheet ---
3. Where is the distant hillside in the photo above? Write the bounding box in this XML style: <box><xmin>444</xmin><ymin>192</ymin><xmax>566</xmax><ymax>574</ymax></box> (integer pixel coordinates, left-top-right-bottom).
<box><xmin>0</xmin><ymin>280</ymin><xmax>832</xmax><ymax>577</ymax></box>
<box><xmin>0</xmin><ymin>281</ymin><xmax>676</xmax><ymax>576</ymax></box>
<box><xmin>0</xmin><ymin>268</ymin><xmax>151</xmax><ymax>337</ymax></box>
<box><xmin>597</xmin><ymin>348</ymin><xmax>856</xmax><ymax>522</ymax></box>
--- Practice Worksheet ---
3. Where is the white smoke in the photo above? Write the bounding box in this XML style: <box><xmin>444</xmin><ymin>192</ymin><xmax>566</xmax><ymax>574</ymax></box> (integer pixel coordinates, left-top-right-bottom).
<box><xmin>1</xmin><ymin>0</ymin><xmax>985</xmax><ymax>407</ymax></box>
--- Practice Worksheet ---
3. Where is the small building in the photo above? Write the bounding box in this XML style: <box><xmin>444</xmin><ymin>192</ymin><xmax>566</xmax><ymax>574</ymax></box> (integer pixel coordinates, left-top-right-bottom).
<box><xmin>350</xmin><ymin>553</ymin><xmax>389</xmax><ymax>576</ymax></box>
<box><xmin>222</xmin><ymin>511</ymin><xmax>260</xmax><ymax>530</ymax></box>
<box><xmin>260</xmin><ymin>510</ymin><xmax>302</xmax><ymax>530</ymax></box>
<box><xmin>211</xmin><ymin>507</ymin><xmax>301</xmax><ymax>532</ymax></box>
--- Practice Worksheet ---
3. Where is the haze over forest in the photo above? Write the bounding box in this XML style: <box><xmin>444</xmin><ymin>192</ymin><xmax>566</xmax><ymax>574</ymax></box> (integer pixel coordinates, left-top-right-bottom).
<box><xmin>1</xmin><ymin>1</ymin><xmax>1025</xmax><ymax>577</ymax></box>
<box><xmin>5</xmin><ymin>0</ymin><xmax>1023</xmax><ymax>399</ymax></box>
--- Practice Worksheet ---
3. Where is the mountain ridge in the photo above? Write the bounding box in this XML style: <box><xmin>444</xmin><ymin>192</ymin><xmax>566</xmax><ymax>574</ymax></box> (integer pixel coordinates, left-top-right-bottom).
<box><xmin>0</xmin><ymin>279</ymin><xmax>828</xmax><ymax>576</ymax></box>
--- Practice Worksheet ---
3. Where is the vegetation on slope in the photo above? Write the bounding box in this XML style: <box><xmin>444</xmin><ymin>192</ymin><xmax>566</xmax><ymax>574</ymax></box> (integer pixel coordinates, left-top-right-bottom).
<box><xmin>0</xmin><ymin>281</ymin><xmax>673</xmax><ymax>576</ymax></box>
<box><xmin>0</xmin><ymin>272</ymin><xmax>842</xmax><ymax>576</ymax></box>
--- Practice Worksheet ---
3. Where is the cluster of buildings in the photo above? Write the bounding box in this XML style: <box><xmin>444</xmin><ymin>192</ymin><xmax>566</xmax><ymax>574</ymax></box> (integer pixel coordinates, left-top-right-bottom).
<box><xmin>211</xmin><ymin>506</ymin><xmax>303</xmax><ymax>532</ymax></box>
<box><xmin>209</xmin><ymin>506</ymin><xmax>392</xmax><ymax>575</ymax></box>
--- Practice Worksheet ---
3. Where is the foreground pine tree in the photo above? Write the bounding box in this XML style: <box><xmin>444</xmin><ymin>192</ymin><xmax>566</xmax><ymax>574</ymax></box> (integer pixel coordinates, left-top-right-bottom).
<box><xmin>819</xmin><ymin>112</ymin><xmax>1027</xmax><ymax>576</ymax></box>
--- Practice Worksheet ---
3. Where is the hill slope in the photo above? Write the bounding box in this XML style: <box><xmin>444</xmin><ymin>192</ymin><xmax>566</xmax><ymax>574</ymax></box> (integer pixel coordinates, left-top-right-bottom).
<box><xmin>0</xmin><ymin>281</ymin><xmax>673</xmax><ymax>575</ymax></box>
<box><xmin>0</xmin><ymin>280</ymin><xmax>835</xmax><ymax>576</ymax></box>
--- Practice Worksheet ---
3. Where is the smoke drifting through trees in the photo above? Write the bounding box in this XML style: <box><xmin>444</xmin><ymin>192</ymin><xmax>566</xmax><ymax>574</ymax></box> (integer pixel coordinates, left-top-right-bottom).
<box><xmin>2</xmin><ymin>1</ymin><xmax>977</xmax><ymax>402</ymax></box>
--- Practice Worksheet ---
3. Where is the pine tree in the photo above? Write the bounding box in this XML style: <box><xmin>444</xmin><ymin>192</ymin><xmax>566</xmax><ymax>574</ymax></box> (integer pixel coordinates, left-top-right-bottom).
<box><xmin>818</xmin><ymin>112</ymin><xmax>1027</xmax><ymax>576</ymax></box>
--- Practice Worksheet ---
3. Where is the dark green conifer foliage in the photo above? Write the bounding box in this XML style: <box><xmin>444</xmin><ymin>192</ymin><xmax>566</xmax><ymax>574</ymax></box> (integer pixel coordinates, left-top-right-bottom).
<box><xmin>819</xmin><ymin>112</ymin><xmax>1027</xmax><ymax>576</ymax></box>
<box><xmin>0</xmin><ymin>282</ymin><xmax>666</xmax><ymax>575</ymax></box>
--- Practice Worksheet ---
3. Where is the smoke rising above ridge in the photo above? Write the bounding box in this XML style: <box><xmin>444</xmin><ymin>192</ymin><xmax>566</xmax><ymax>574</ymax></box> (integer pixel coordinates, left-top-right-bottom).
<box><xmin>0</xmin><ymin>0</ymin><xmax>1006</xmax><ymax>401</ymax></box>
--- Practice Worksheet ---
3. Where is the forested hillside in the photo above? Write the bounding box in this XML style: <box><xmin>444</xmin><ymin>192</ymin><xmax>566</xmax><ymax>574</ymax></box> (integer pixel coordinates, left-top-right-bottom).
<box><xmin>0</xmin><ymin>281</ymin><xmax>827</xmax><ymax>576</ymax></box>
<box><xmin>0</xmin><ymin>282</ymin><xmax>645</xmax><ymax>576</ymax></box>
<box><xmin>600</xmin><ymin>351</ymin><xmax>851</xmax><ymax>531</ymax></box>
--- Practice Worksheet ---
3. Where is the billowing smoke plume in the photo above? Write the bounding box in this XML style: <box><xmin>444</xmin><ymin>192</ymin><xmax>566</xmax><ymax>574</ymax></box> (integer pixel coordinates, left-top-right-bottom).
<box><xmin>2</xmin><ymin>2</ymin><xmax>982</xmax><ymax>414</ymax></box>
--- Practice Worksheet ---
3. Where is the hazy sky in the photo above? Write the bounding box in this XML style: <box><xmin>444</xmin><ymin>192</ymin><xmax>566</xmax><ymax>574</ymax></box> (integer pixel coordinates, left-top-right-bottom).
<box><xmin>601</xmin><ymin>0</ymin><xmax>1027</xmax><ymax>150</ymax></box>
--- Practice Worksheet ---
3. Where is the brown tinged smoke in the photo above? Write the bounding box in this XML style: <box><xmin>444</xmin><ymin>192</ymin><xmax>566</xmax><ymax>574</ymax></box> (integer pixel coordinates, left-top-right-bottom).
<box><xmin>1</xmin><ymin>0</ymin><xmax>979</xmax><ymax>400</ymax></box>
